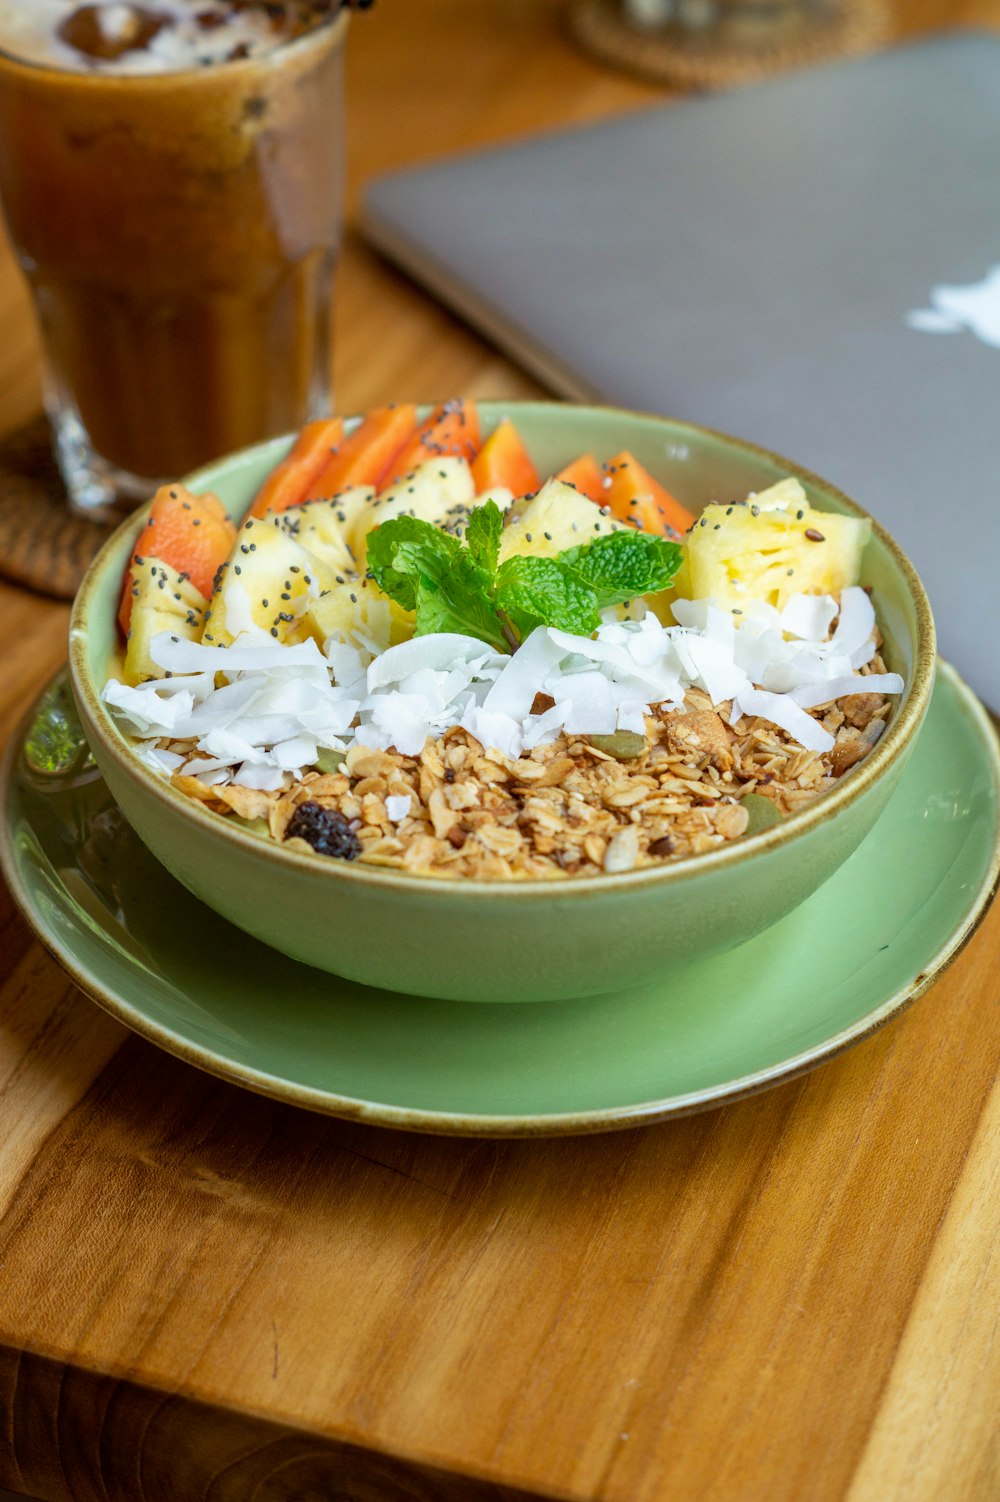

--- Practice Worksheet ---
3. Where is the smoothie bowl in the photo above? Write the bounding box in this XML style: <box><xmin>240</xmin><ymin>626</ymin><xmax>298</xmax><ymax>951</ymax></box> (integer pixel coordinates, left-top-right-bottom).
<box><xmin>68</xmin><ymin>400</ymin><xmax>935</xmax><ymax>1001</ymax></box>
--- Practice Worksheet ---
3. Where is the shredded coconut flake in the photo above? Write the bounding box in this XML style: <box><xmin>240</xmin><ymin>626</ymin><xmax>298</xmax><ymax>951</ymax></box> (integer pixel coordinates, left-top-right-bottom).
<box><xmin>386</xmin><ymin>794</ymin><xmax>413</xmax><ymax>824</ymax></box>
<box><xmin>102</xmin><ymin>586</ymin><xmax>904</xmax><ymax>786</ymax></box>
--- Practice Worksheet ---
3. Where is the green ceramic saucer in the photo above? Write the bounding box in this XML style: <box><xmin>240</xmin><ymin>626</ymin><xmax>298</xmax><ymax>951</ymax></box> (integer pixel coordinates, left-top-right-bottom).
<box><xmin>2</xmin><ymin>662</ymin><xmax>997</xmax><ymax>1136</ymax></box>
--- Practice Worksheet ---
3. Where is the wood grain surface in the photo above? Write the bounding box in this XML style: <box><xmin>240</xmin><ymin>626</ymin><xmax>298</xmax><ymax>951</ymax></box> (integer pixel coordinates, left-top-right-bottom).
<box><xmin>0</xmin><ymin>4</ymin><xmax>998</xmax><ymax>1500</ymax></box>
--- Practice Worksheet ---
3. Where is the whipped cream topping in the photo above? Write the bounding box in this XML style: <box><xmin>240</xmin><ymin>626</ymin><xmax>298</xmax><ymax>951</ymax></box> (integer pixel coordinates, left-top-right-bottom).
<box><xmin>0</xmin><ymin>1</ymin><xmax>333</xmax><ymax>74</ymax></box>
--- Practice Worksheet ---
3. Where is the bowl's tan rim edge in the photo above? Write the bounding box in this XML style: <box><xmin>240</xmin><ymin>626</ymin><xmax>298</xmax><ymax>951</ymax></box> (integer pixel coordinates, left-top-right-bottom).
<box><xmin>68</xmin><ymin>401</ymin><xmax>937</xmax><ymax>902</ymax></box>
<box><xmin>2</xmin><ymin>660</ymin><xmax>996</xmax><ymax>1139</ymax></box>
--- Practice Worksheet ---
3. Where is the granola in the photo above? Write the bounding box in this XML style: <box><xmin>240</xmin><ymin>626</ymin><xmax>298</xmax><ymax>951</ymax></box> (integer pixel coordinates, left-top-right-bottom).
<box><xmin>167</xmin><ymin>656</ymin><xmax>894</xmax><ymax>881</ymax></box>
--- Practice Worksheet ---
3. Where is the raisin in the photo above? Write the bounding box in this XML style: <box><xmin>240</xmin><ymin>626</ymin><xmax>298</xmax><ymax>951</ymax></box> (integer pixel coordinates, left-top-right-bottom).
<box><xmin>285</xmin><ymin>802</ymin><xmax>361</xmax><ymax>860</ymax></box>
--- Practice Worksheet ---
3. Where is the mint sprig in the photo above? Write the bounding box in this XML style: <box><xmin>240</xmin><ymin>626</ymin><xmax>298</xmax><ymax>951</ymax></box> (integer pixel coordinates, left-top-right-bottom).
<box><xmin>413</xmin><ymin>553</ymin><xmax>510</xmax><ymax>651</ymax></box>
<box><xmin>365</xmin><ymin>514</ymin><xmax>462</xmax><ymax>613</ymax></box>
<box><xmin>495</xmin><ymin>554</ymin><xmax>601</xmax><ymax>639</ymax></box>
<box><xmin>465</xmin><ymin>498</ymin><xmax>503</xmax><ymax>577</ymax></box>
<box><xmin>367</xmin><ymin>504</ymin><xmax>683</xmax><ymax>653</ymax></box>
<box><xmin>559</xmin><ymin>530</ymin><xmax>684</xmax><ymax>609</ymax></box>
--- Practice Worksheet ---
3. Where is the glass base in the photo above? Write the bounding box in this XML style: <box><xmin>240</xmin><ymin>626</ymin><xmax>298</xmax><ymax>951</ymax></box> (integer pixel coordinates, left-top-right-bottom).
<box><xmin>50</xmin><ymin>406</ymin><xmax>163</xmax><ymax>524</ymax></box>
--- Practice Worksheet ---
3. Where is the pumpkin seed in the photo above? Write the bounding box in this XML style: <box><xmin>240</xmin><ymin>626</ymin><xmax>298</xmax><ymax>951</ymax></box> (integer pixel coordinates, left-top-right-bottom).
<box><xmin>235</xmin><ymin>816</ymin><xmax>270</xmax><ymax>836</ymax></box>
<box><xmin>315</xmin><ymin>747</ymin><xmax>347</xmax><ymax>774</ymax></box>
<box><xmin>741</xmin><ymin>793</ymin><xmax>783</xmax><ymax>835</ymax></box>
<box><xmin>588</xmin><ymin>731</ymin><xmax>648</xmax><ymax>761</ymax></box>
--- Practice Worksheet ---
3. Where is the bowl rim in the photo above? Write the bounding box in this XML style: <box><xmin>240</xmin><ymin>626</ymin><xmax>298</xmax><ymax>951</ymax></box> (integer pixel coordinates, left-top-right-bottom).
<box><xmin>68</xmin><ymin>400</ymin><xmax>937</xmax><ymax>899</ymax></box>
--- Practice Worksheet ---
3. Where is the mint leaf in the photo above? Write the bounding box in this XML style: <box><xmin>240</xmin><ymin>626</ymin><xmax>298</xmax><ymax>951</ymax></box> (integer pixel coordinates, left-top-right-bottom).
<box><xmin>369</xmin><ymin>502</ymin><xmax>681</xmax><ymax>655</ymax></box>
<box><xmin>465</xmin><ymin>500</ymin><xmax>503</xmax><ymax>579</ymax></box>
<box><xmin>413</xmin><ymin>552</ymin><xmax>509</xmax><ymax>653</ymax></box>
<box><xmin>366</xmin><ymin>516</ymin><xmax>461</xmax><ymax>611</ymax></box>
<box><xmin>559</xmin><ymin>530</ymin><xmax>683</xmax><ymax>609</ymax></box>
<box><xmin>369</xmin><ymin>515</ymin><xmax>508</xmax><ymax>650</ymax></box>
<box><xmin>495</xmin><ymin>555</ymin><xmax>601</xmax><ymax>640</ymax></box>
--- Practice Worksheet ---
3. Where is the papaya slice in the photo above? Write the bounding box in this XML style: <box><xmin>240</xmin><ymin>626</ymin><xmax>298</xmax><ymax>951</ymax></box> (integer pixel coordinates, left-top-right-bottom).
<box><xmin>555</xmin><ymin>452</ymin><xmax>605</xmax><ymax>504</ymax></box>
<box><xmin>471</xmin><ymin>417</ymin><xmax>540</xmax><ymax>497</ymax></box>
<box><xmin>118</xmin><ymin>483</ymin><xmax>236</xmax><ymax>635</ymax></box>
<box><xmin>246</xmin><ymin>416</ymin><xmax>344</xmax><ymax>520</ymax></box>
<box><xmin>381</xmin><ymin>398</ymin><xmax>480</xmax><ymax>487</ymax></box>
<box><xmin>304</xmin><ymin>403</ymin><xmax>418</xmax><ymax>501</ymax></box>
<box><xmin>602</xmin><ymin>450</ymin><xmax>696</xmax><ymax>538</ymax></box>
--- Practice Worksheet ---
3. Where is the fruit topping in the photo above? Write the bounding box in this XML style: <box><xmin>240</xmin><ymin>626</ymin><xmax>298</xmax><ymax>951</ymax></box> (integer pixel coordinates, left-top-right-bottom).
<box><xmin>679</xmin><ymin>477</ymin><xmax>870</xmax><ymax>612</ymax></box>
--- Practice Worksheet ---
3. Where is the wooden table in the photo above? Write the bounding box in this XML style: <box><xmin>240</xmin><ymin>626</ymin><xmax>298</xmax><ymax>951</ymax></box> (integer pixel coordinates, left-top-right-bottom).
<box><xmin>1</xmin><ymin>4</ymin><xmax>998</xmax><ymax>1499</ymax></box>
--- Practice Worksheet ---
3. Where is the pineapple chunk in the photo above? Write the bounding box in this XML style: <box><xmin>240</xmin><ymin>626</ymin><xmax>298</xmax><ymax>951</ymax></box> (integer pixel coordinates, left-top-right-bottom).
<box><xmin>749</xmin><ymin>477</ymin><xmax>810</xmax><ymax>513</ymax></box>
<box><xmin>123</xmin><ymin>558</ymin><xmax>207</xmax><ymax>686</ymax></box>
<box><xmin>271</xmin><ymin>492</ymin><xmax>362</xmax><ymax>578</ymax></box>
<box><xmin>438</xmin><ymin>486</ymin><xmax>515</xmax><ymax>541</ymax></box>
<box><xmin>202</xmin><ymin>516</ymin><xmax>330</xmax><ymax>647</ymax></box>
<box><xmin>682</xmin><ymin>479</ymin><xmax>870</xmax><ymax>612</ymax></box>
<box><xmin>302</xmin><ymin>577</ymin><xmax>414</xmax><ymax>653</ymax></box>
<box><xmin>350</xmin><ymin>457</ymin><xmax>475</xmax><ymax>563</ymax></box>
<box><xmin>498</xmin><ymin>479</ymin><xmax>624</xmax><ymax>564</ymax></box>
<box><xmin>328</xmin><ymin>484</ymin><xmax>377</xmax><ymax>540</ymax></box>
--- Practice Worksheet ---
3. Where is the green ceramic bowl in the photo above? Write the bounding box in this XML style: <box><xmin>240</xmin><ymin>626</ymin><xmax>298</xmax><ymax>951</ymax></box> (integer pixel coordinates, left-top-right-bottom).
<box><xmin>68</xmin><ymin>402</ymin><xmax>935</xmax><ymax>1002</ymax></box>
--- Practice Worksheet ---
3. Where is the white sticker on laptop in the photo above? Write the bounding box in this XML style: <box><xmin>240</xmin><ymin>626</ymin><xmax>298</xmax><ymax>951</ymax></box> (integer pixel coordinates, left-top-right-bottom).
<box><xmin>906</xmin><ymin>265</ymin><xmax>1000</xmax><ymax>349</ymax></box>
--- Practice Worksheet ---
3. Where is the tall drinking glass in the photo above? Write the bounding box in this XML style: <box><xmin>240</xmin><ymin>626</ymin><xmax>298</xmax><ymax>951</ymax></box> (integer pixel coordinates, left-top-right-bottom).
<box><xmin>0</xmin><ymin>4</ymin><xmax>347</xmax><ymax>518</ymax></box>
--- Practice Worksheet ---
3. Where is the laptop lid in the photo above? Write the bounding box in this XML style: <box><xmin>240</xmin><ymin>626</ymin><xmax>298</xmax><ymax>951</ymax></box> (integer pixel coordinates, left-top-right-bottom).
<box><xmin>362</xmin><ymin>32</ymin><xmax>1000</xmax><ymax>706</ymax></box>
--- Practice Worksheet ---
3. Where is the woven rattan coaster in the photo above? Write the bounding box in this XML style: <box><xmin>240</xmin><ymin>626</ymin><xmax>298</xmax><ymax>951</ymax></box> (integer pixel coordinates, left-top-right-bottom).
<box><xmin>0</xmin><ymin>415</ymin><xmax>116</xmax><ymax>601</ymax></box>
<box><xmin>567</xmin><ymin>0</ymin><xmax>889</xmax><ymax>89</ymax></box>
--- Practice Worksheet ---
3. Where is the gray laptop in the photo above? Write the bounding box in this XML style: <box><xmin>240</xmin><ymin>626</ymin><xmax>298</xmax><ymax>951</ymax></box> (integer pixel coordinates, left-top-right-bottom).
<box><xmin>361</xmin><ymin>32</ymin><xmax>1000</xmax><ymax>706</ymax></box>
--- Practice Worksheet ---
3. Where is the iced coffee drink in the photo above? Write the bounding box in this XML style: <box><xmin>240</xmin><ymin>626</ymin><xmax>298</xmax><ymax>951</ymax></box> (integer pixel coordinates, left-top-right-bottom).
<box><xmin>0</xmin><ymin>2</ymin><xmax>349</xmax><ymax>514</ymax></box>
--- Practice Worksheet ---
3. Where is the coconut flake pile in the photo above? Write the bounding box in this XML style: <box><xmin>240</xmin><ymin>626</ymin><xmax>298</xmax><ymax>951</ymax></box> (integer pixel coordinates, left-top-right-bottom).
<box><xmin>102</xmin><ymin>586</ymin><xmax>904</xmax><ymax>792</ymax></box>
